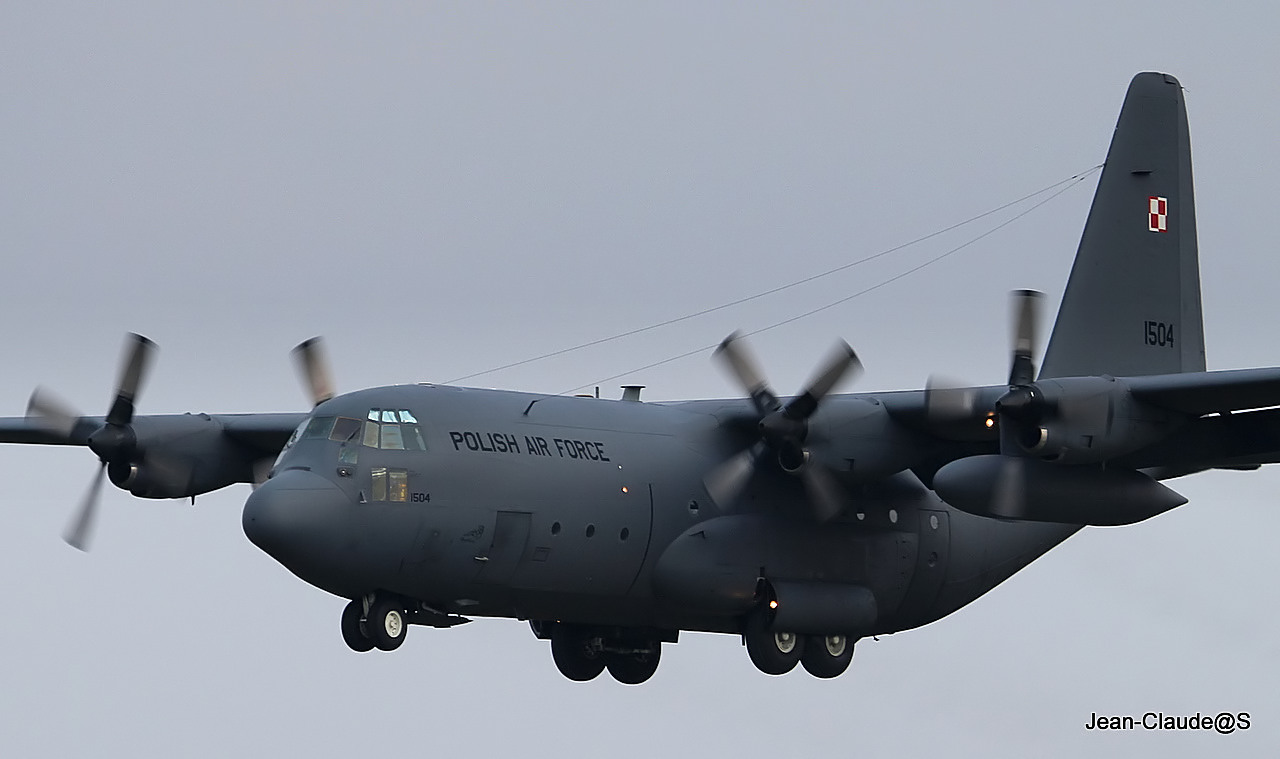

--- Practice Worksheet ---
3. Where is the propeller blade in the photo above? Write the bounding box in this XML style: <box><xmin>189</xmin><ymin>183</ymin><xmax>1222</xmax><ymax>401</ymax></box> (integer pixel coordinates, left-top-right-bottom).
<box><xmin>990</xmin><ymin>456</ymin><xmax>1027</xmax><ymax>520</ymax></box>
<box><xmin>292</xmin><ymin>337</ymin><xmax>335</xmax><ymax>407</ymax></box>
<box><xmin>924</xmin><ymin>375</ymin><xmax>980</xmax><ymax>422</ymax></box>
<box><xmin>714</xmin><ymin>333</ymin><xmax>779</xmax><ymax>415</ymax></box>
<box><xmin>785</xmin><ymin>340</ymin><xmax>863</xmax><ymax>420</ymax></box>
<box><xmin>26</xmin><ymin>386</ymin><xmax>82</xmax><ymax>438</ymax></box>
<box><xmin>1007</xmin><ymin>289</ymin><xmax>1043</xmax><ymax>387</ymax></box>
<box><xmin>800</xmin><ymin>464</ymin><xmax>846</xmax><ymax>522</ymax></box>
<box><xmin>106</xmin><ymin>333</ymin><xmax>156</xmax><ymax>427</ymax></box>
<box><xmin>64</xmin><ymin>463</ymin><xmax>107</xmax><ymax>552</ymax></box>
<box><xmin>703</xmin><ymin>443</ymin><xmax>764</xmax><ymax>510</ymax></box>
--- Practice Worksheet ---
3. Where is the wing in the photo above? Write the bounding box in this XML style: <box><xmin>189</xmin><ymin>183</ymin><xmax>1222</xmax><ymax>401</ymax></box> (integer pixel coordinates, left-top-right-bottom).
<box><xmin>0</xmin><ymin>412</ymin><xmax>307</xmax><ymax>497</ymax></box>
<box><xmin>880</xmin><ymin>367</ymin><xmax>1280</xmax><ymax>474</ymax></box>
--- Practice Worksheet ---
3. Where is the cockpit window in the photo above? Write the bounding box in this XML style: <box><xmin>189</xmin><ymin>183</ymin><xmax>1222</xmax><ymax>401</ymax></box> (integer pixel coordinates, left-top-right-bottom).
<box><xmin>329</xmin><ymin>417</ymin><xmax>363</xmax><ymax>442</ymax></box>
<box><xmin>303</xmin><ymin>416</ymin><xmax>335</xmax><ymax>439</ymax></box>
<box><xmin>283</xmin><ymin>419</ymin><xmax>307</xmax><ymax>451</ymax></box>
<box><xmin>362</xmin><ymin>409</ymin><xmax>427</xmax><ymax>450</ymax></box>
<box><xmin>380</xmin><ymin>424</ymin><xmax>405</xmax><ymax>450</ymax></box>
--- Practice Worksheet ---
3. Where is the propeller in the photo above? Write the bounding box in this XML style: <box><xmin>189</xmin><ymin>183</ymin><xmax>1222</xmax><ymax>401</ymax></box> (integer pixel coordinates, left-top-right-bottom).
<box><xmin>26</xmin><ymin>333</ymin><xmax>157</xmax><ymax>551</ymax></box>
<box><xmin>292</xmin><ymin>337</ymin><xmax>334</xmax><ymax>407</ymax></box>
<box><xmin>993</xmin><ymin>289</ymin><xmax>1046</xmax><ymax>455</ymax></box>
<box><xmin>705</xmin><ymin>332</ymin><xmax>863</xmax><ymax>521</ymax></box>
<box><xmin>946</xmin><ymin>289</ymin><xmax>1044</xmax><ymax>516</ymax></box>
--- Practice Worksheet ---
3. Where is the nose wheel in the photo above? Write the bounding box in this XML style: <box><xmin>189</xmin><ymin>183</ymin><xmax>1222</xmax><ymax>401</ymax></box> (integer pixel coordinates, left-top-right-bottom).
<box><xmin>339</xmin><ymin>597</ymin><xmax>407</xmax><ymax>652</ymax></box>
<box><xmin>340</xmin><ymin>600</ymin><xmax>374</xmax><ymax>652</ymax></box>
<box><xmin>366</xmin><ymin>598</ymin><xmax>407</xmax><ymax>651</ymax></box>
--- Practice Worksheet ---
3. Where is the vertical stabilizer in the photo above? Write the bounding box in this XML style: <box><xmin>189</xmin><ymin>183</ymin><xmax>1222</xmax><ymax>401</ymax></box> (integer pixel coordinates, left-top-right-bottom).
<box><xmin>1039</xmin><ymin>73</ymin><xmax>1206</xmax><ymax>378</ymax></box>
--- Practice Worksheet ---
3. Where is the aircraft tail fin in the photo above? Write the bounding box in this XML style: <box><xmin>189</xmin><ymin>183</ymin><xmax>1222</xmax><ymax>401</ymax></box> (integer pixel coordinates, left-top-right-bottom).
<box><xmin>1039</xmin><ymin>72</ymin><xmax>1206</xmax><ymax>379</ymax></box>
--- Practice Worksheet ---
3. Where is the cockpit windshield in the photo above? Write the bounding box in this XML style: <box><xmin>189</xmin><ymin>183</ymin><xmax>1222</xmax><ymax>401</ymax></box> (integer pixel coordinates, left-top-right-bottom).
<box><xmin>364</xmin><ymin>409</ymin><xmax>426</xmax><ymax>450</ymax></box>
<box><xmin>279</xmin><ymin>409</ymin><xmax>427</xmax><ymax>454</ymax></box>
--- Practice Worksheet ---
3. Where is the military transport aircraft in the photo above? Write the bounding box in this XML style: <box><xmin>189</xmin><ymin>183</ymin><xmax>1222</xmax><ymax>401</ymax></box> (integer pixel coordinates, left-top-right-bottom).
<box><xmin>3</xmin><ymin>72</ymin><xmax>1276</xmax><ymax>685</ymax></box>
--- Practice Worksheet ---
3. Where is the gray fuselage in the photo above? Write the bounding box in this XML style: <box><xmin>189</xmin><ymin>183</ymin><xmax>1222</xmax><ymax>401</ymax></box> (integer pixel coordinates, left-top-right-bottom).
<box><xmin>244</xmin><ymin>383</ymin><xmax>1077</xmax><ymax>637</ymax></box>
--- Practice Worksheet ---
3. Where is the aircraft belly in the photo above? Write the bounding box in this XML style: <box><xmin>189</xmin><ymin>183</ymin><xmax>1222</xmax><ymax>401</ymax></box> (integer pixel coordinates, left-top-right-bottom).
<box><xmin>651</xmin><ymin>515</ymin><xmax>909</xmax><ymax>615</ymax></box>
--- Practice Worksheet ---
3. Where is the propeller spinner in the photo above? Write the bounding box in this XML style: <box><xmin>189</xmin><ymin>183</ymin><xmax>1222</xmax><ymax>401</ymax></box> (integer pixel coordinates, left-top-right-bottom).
<box><xmin>705</xmin><ymin>333</ymin><xmax>862</xmax><ymax>521</ymax></box>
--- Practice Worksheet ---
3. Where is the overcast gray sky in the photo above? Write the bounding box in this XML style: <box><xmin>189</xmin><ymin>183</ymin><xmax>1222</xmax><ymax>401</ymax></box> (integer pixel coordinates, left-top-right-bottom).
<box><xmin>1</xmin><ymin>3</ymin><xmax>1277</xmax><ymax>757</ymax></box>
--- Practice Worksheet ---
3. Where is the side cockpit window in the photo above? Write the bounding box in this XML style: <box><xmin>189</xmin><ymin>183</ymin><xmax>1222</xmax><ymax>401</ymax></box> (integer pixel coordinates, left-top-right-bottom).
<box><xmin>363</xmin><ymin>408</ymin><xmax>426</xmax><ymax>450</ymax></box>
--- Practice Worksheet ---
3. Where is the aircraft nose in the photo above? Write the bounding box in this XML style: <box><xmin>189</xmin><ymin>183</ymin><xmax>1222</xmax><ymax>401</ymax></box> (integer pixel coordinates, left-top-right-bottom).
<box><xmin>242</xmin><ymin>468</ymin><xmax>348</xmax><ymax>568</ymax></box>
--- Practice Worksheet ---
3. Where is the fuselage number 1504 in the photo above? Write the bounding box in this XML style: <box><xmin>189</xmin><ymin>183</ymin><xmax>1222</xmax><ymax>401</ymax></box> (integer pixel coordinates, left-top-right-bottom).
<box><xmin>1144</xmin><ymin>320</ymin><xmax>1176</xmax><ymax>348</ymax></box>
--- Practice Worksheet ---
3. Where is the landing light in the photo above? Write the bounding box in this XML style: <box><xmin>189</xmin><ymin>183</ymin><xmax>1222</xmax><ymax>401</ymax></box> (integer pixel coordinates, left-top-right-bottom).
<box><xmin>984</xmin><ymin>416</ymin><xmax>995</xmax><ymax>428</ymax></box>
<box><xmin>769</xmin><ymin>600</ymin><xmax>778</xmax><ymax>609</ymax></box>
<box><xmin>621</xmin><ymin>486</ymin><xmax>629</xmax><ymax>494</ymax></box>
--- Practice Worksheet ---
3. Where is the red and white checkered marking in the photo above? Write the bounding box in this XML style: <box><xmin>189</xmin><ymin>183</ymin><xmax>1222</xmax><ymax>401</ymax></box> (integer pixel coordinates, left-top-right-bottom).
<box><xmin>1148</xmin><ymin>196</ymin><xmax>1168</xmax><ymax>233</ymax></box>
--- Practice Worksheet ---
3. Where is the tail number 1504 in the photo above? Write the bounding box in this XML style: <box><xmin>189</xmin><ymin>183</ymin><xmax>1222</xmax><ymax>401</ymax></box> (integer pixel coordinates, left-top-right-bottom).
<box><xmin>1144</xmin><ymin>320</ymin><xmax>1176</xmax><ymax>348</ymax></box>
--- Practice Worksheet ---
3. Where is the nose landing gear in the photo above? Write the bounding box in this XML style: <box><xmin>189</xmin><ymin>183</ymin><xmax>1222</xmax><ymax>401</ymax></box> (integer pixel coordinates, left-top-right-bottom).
<box><xmin>340</xmin><ymin>600</ymin><xmax>375</xmax><ymax>652</ymax></box>
<box><xmin>339</xmin><ymin>596</ymin><xmax>407</xmax><ymax>652</ymax></box>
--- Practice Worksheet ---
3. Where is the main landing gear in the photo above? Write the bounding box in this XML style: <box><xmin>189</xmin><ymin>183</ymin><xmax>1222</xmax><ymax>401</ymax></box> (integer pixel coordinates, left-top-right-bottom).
<box><xmin>742</xmin><ymin>609</ymin><xmax>855</xmax><ymax>678</ymax></box>
<box><xmin>341</xmin><ymin>597</ymin><xmax>407</xmax><ymax>652</ymax></box>
<box><xmin>535</xmin><ymin>622</ymin><xmax>668</xmax><ymax>684</ymax></box>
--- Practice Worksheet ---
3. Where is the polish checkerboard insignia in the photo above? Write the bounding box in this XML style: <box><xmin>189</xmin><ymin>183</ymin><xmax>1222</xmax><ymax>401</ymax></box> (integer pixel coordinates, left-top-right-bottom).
<box><xmin>1148</xmin><ymin>196</ymin><xmax>1168</xmax><ymax>233</ymax></box>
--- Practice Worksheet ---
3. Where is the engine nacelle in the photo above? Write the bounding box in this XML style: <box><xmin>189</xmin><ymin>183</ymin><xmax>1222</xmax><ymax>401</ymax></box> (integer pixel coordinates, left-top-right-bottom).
<box><xmin>106</xmin><ymin>414</ymin><xmax>254</xmax><ymax>499</ymax></box>
<box><xmin>933</xmin><ymin>454</ymin><xmax>1187</xmax><ymax>525</ymax></box>
<box><xmin>1007</xmin><ymin>377</ymin><xmax>1179</xmax><ymax>464</ymax></box>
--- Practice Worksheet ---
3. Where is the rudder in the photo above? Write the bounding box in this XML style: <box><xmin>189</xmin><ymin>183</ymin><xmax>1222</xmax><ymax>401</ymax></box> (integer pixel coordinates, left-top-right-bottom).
<box><xmin>1039</xmin><ymin>72</ymin><xmax>1206</xmax><ymax>379</ymax></box>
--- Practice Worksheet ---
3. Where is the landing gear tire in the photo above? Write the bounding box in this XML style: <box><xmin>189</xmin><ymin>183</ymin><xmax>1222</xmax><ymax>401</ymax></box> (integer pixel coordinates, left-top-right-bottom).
<box><xmin>606</xmin><ymin>644</ymin><xmax>661</xmax><ymax>685</ymax></box>
<box><xmin>743</xmin><ymin>610</ymin><xmax>804</xmax><ymax>675</ymax></box>
<box><xmin>340</xmin><ymin>600</ymin><xmax>374</xmax><ymax>652</ymax></box>
<box><xmin>365</xmin><ymin>599</ymin><xmax>407</xmax><ymax>652</ymax></box>
<box><xmin>800</xmin><ymin>634</ymin><xmax>853</xmax><ymax>679</ymax></box>
<box><xmin>550</xmin><ymin>625</ymin><xmax>606</xmax><ymax>682</ymax></box>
